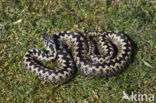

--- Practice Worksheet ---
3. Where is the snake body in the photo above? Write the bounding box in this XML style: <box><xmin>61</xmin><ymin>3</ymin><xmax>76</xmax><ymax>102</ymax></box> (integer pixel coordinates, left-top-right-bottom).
<box><xmin>23</xmin><ymin>31</ymin><xmax>132</xmax><ymax>84</ymax></box>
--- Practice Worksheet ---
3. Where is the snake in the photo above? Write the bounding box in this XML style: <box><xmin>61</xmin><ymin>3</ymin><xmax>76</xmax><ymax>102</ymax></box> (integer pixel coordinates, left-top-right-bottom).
<box><xmin>23</xmin><ymin>31</ymin><xmax>132</xmax><ymax>84</ymax></box>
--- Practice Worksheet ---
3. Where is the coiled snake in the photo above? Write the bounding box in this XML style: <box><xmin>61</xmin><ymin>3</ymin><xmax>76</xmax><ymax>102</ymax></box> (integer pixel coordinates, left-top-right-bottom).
<box><xmin>23</xmin><ymin>31</ymin><xmax>132</xmax><ymax>84</ymax></box>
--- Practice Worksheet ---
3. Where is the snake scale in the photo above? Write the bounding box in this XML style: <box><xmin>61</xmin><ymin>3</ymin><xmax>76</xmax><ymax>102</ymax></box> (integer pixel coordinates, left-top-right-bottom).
<box><xmin>23</xmin><ymin>31</ymin><xmax>132</xmax><ymax>84</ymax></box>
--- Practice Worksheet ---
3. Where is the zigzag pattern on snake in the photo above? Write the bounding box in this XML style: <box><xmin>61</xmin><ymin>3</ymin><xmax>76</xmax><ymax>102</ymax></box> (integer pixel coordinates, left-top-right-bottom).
<box><xmin>23</xmin><ymin>31</ymin><xmax>132</xmax><ymax>84</ymax></box>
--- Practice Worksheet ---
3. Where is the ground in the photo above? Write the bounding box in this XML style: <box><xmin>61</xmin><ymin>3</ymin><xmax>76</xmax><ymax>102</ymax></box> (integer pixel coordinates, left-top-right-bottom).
<box><xmin>0</xmin><ymin>0</ymin><xmax>156</xmax><ymax>103</ymax></box>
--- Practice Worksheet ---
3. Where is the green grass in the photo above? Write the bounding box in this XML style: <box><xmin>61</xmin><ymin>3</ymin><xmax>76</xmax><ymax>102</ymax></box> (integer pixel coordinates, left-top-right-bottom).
<box><xmin>0</xmin><ymin>0</ymin><xmax>156</xmax><ymax>102</ymax></box>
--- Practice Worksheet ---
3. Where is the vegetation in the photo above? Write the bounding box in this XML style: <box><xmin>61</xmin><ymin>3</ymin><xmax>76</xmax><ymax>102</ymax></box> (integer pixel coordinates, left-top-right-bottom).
<box><xmin>0</xmin><ymin>0</ymin><xmax>155</xmax><ymax>102</ymax></box>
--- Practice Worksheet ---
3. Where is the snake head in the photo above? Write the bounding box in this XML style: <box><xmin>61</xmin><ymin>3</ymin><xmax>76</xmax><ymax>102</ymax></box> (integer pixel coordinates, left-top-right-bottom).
<box><xmin>42</xmin><ymin>33</ymin><xmax>57</xmax><ymax>56</ymax></box>
<box><xmin>42</xmin><ymin>33</ymin><xmax>52</xmax><ymax>41</ymax></box>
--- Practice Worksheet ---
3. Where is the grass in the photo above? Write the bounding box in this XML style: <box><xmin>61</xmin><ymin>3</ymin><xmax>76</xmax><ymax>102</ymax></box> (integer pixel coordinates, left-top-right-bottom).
<box><xmin>0</xmin><ymin>0</ymin><xmax>156</xmax><ymax>102</ymax></box>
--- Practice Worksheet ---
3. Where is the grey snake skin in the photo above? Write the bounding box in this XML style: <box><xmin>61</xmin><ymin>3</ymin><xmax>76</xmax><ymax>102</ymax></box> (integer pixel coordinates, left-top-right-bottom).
<box><xmin>23</xmin><ymin>31</ymin><xmax>132</xmax><ymax>84</ymax></box>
